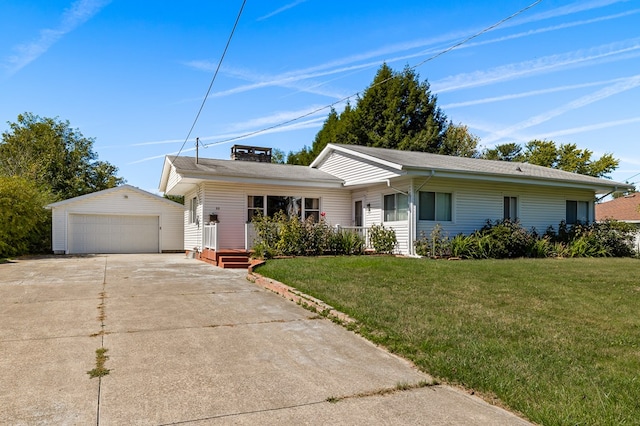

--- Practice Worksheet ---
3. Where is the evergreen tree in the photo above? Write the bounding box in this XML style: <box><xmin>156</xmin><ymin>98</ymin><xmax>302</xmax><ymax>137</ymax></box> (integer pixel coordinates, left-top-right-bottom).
<box><xmin>481</xmin><ymin>140</ymin><xmax>619</xmax><ymax>178</ymax></box>
<box><xmin>288</xmin><ymin>64</ymin><xmax>475</xmax><ymax>165</ymax></box>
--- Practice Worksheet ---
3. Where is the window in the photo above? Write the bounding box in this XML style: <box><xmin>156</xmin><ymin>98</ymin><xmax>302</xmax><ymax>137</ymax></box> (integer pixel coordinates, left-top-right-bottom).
<box><xmin>248</xmin><ymin>195</ymin><xmax>318</xmax><ymax>221</ymax></box>
<box><xmin>267</xmin><ymin>196</ymin><xmax>301</xmax><ymax>218</ymax></box>
<box><xmin>566</xmin><ymin>200</ymin><xmax>589</xmax><ymax>224</ymax></box>
<box><xmin>503</xmin><ymin>197</ymin><xmax>518</xmax><ymax>221</ymax></box>
<box><xmin>189</xmin><ymin>197</ymin><xmax>198</xmax><ymax>224</ymax></box>
<box><xmin>247</xmin><ymin>195</ymin><xmax>264</xmax><ymax>220</ymax></box>
<box><xmin>419</xmin><ymin>191</ymin><xmax>452</xmax><ymax>221</ymax></box>
<box><xmin>304</xmin><ymin>198</ymin><xmax>320</xmax><ymax>221</ymax></box>
<box><xmin>384</xmin><ymin>193</ymin><xmax>408</xmax><ymax>222</ymax></box>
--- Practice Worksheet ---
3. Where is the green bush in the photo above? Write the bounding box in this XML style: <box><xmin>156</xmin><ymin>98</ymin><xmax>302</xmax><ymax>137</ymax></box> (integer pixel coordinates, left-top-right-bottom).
<box><xmin>0</xmin><ymin>176</ymin><xmax>52</xmax><ymax>258</ymax></box>
<box><xmin>369</xmin><ymin>224</ymin><xmax>397</xmax><ymax>254</ymax></box>
<box><xmin>546</xmin><ymin>219</ymin><xmax>636</xmax><ymax>258</ymax></box>
<box><xmin>252</xmin><ymin>213</ymin><xmax>635</xmax><ymax>260</ymax></box>
<box><xmin>330</xmin><ymin>229</ymin><xmax>366</xmax><ymax>255</ymax></box>
<box><xmin>415</xmin><ymin>218</ymin><xmax>635</xmax><ymax>260</ymax></box>
<box><xmin>251</xmin><ymin>213</ymin><xmax>366</xmax><ymax>257</ymax></box>
<box><xmin>414</xmin><ymin>224</ymin><xmax>451</xmax><ymax>258</ymax></box>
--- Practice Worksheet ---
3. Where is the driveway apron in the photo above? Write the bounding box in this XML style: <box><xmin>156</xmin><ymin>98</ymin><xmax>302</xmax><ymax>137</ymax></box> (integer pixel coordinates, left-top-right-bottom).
<box><xmin>0</xmin><ymin>254</ymin><xmax>530</xmax><ymax>425</ymax></box>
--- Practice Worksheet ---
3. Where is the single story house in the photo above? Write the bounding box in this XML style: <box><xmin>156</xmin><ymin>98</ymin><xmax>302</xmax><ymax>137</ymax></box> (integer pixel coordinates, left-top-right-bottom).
<box><xmin>47</xmin><ymin>184</ymin><xmax>184</xmax><ymax>254</ymax></box>
<box><xmin>595</xmin><ymin>193</ymin><xmax>640</xmax><ymax>252</ymax></box>
<box><xmin>159</xmin><ymin>143</ymin><xmax>634</xmax><ymax>258</ymax></box>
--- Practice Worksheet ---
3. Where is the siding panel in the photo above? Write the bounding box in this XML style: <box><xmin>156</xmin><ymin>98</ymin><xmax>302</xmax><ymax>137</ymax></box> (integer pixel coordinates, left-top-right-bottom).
<box><xmin>317</xmin><ymin>151</ymin><xmax>402</xmax><ymax>185</ymax></box>
<box><xmin>200</xmin><ymin>182</ymin><xmax>352</xmax><ymax>250</ymax></box>
<box><xmin>415</xmin><ymin>178</ymin><xmax>595</xmax><ymax>238</ymax></box>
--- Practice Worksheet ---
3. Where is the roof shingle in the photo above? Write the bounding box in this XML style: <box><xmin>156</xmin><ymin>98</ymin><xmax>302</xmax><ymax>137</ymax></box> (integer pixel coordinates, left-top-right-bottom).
<box><xmin>331</xmin><ymin>144</ymin><xmax>631</xmax><ymax>189</ymax></box>
<box><xmin>596</xmin><ymin>193</ymin><xmax>640</xmax><ymax>221</ymax></box>
<box><xmin>169</xmin><ymin>156</ymin><xmax>343</xmax><ymax>184</ymax></box>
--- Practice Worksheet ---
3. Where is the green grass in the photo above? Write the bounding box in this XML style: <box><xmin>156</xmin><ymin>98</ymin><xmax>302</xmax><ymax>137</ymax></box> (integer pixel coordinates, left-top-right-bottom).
<box><xmin>87</xmin><ymin>347</ymin><xmax>110</xmax><ymax>378</ymax></box>
<box><xmin>256</xmin><ymin>256</ymin><xmax>640</xmax><ymax>425</ymax></box>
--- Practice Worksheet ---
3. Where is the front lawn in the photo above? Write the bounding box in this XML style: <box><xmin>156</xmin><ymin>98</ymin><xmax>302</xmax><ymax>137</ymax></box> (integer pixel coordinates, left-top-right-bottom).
<box><xmin>256</xmin><ymin>256</ymin><xmax>640</xmax><ymax>425</ymax></box>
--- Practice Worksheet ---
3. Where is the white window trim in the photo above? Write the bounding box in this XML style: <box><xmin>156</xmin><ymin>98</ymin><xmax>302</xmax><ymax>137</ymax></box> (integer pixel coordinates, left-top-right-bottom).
<box><xmin>417</xmin><ymin>190</ymin><xmax>454</xmax><ymax>223</ymax></box>
<box><xmin>382</xmin><ymin>192</ymin><xmax>409</xmax><ymax>223</ymax></box>
<box><xmin>189</xmin><ymin>196</ymin><xmax>198</xmax><ymax>224</ymax></box>
<box><xmin>503</xmin><ymin>195</ymin><xmax>518</xmax><ymax>221</ymax></box>
<box><xmin>246</xmin><ymin>194</ymin><xmax>322</xmax><ymax>221</ymax></box>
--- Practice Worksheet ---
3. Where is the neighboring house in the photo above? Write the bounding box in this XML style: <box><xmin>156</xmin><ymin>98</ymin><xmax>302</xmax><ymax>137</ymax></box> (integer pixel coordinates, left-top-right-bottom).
<box><xmin>159</xmin><ymin>144</ymin><xmax>634</xmax><ymax>257</ymax></box>
<box><xmin>595</xmin><ymin>193</ymin><xmax>640</xmax><ymax>252</ymax></box>
<box><xmin>47</xmin><ymin>184</ymin><xmax>184</xmax><ymax>254</ymax></box>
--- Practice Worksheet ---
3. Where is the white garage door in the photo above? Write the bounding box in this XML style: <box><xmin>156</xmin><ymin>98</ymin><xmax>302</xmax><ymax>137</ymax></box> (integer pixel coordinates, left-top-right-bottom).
<box><xmin>68</xmin><ymin>214</ymin><xmax>159</xmax><ymax>254</ymax></box>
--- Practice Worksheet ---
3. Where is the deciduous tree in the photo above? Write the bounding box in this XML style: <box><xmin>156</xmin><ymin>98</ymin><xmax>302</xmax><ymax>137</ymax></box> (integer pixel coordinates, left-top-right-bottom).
<box><xmin>481</xmin><ymin>140</ymin><xmax>618</xmax><ymax>178</ymax></box>
<box><xmin>0</xmin><ymin>176</ymin><xmax>51</xmax><ymax>257</ymax></box>
<box><xmin>0</xmin><ymin>113</ymin><xmax>124</xmax><ymax>200</ymax></box>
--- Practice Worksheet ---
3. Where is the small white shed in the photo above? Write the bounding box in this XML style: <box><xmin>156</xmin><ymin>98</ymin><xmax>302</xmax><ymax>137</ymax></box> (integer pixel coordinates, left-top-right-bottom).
<box><xmin>47</xmin><ymin>185</ymin><xmax>184</xmax><ymax>254</ymax></box>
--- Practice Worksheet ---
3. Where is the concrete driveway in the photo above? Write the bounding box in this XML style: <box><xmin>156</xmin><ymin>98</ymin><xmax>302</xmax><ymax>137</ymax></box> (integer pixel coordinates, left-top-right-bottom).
<box><xmin>0</xmin><ymin>254</ymin><xmax>530</xmax><ymax>425</ymax></box>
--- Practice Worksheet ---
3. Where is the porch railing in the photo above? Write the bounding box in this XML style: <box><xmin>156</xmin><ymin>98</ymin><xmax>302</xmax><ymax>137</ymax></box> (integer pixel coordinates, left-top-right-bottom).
<box><xmin>245</xmin><ymin>222</ymin><xmax>257</xmax><ymax>251</ymax></box>
<box><xmin>203</xmin><ymin>223</ymin><xmax>218</xmax><ymax>251</ymax></box>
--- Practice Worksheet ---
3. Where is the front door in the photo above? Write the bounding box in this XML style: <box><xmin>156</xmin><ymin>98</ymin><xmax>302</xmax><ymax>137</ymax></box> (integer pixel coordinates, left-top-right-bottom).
<box><xmin>354</xmin><ymin>200</ymin><xmax>363</xmax><ymax>227</ymax></box>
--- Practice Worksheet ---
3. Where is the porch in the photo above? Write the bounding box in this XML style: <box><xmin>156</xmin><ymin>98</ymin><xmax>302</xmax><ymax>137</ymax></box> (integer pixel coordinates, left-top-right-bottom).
<box><xmin>196</xmin><ymin>223</ymin><xmax>375</xmax><ymax>269</ymax></box>
<box><xmin>195</xmin><ymin>223</ymin><xmax>251</xmax><ymax>269</ymax></box>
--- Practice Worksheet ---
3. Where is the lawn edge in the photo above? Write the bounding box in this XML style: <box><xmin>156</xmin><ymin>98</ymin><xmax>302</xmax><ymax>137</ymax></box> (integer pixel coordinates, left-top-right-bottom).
<box><xmin>246</xmin><ymin>269</ymin><xmax>535</xmax><ymax>424</ymax></box>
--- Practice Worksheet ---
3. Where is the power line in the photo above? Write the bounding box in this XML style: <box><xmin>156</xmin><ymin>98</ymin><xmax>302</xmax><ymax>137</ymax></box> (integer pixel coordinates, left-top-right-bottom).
<box><xmin>175</xmin><ymin>0</ymin><xmax>247</xmax><ymax>158</ymax></box>
<box><xmin>202</xmin><ymin>0</ymin><xmax>543</xmax><ymax>149</ymax></box>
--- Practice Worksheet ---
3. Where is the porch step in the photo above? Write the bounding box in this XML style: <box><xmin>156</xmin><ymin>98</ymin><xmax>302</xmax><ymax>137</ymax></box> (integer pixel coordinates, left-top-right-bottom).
<box><xmin>217</xmin><ymin>253</ymin><xmax>251</xmax><ymax>269</ymax></box>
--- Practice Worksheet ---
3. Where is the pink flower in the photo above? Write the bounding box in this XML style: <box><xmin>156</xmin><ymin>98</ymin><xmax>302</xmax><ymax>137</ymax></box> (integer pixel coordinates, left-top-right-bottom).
<box><xmin>320</xmin><ymin>212</ymin><xmax>326</xmax><ymax>217</ymax></box>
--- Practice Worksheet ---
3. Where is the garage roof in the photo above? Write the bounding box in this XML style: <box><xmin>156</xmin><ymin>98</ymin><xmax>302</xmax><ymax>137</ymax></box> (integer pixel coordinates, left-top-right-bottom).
<box><xmin>47</xmin><ymin>184</ymin><xmax>184</xmax><ymax>209</ymax></box>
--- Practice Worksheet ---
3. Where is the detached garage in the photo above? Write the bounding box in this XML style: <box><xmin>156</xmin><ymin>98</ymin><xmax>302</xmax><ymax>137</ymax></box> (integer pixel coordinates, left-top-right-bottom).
<box><xmin>47</xmin><ymin>185</ymin><xmax>184</xmax><ymax>254</ymax></box>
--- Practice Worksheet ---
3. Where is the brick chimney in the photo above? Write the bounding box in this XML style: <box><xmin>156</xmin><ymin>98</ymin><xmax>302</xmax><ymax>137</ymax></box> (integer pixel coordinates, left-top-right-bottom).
<box><xmin>230</xmin><ymin>145</ymin><xmax>272</xmax><ymax>163</ymax></box>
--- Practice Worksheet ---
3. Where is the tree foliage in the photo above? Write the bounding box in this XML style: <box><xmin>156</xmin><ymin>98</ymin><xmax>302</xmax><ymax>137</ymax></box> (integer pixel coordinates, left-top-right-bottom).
<box><xmin>0</xmin><ymin>176</ymin><xmax>52</xmax><ymax>257</ymax></box>
<box><xmin>287</xmin><ymin>64</ymin><xmax>479</xmax><ymax>165</ymax></box>
<box><xmin>0</xmin><ymin>113</ymin><xmax>124</xmax><ymax>255</ymax></box>
<box><xmin>0</xmin><ymin>113</ymin><xmax>124</xmax><ymax>200</ymax></box>
<box><xmin>481</xmin><ymin>140</ymin><xmax>619</xmax><ymax>178</ymax></box>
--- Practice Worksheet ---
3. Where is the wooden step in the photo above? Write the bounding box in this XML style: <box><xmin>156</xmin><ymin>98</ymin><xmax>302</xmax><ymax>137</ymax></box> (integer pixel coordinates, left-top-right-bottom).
<box><xmin>220</xmin><ymin>261</ymin><xmax>251</xmax><ymax>269</ymax></box>
<box><xmin>218</xmin><ymin>253</ymin><xmax>250</xmax><ymax>269</ymax></box>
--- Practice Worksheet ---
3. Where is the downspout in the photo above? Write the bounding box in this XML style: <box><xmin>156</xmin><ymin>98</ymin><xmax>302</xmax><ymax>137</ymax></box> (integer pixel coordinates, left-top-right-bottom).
<box><xmin>386</xmin><ymin>171</ymin><xmax>435</xmax><ymax>256</ymax></box>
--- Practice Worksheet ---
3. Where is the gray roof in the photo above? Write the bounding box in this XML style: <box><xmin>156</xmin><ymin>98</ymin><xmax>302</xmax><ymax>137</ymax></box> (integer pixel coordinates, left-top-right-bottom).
<box><xmin>47</xmin><ymin>184</ymin><xmax>184</xmax><ymax>209</ymax></box>
<box><xmin>168</xmin><ymin>156</ymin><xmax>343</xmax><ymax>184</ymax></box>
<box><xmin>330</xmin><ymin>144</ymin><xmax>632</xmax><ymax>189</ymax></box>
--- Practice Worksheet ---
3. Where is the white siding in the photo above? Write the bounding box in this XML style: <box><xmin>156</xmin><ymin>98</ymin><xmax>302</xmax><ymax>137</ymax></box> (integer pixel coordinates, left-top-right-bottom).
<box><xmin>414</xmin><ymin>177</ymin><xmax>596</xmax><ymax>239</ymax></box>
<box><xmin>51</xmin><ymin>208</ymin><xmax>67</xmax><ymax>253</ymax></box>
<box><xmin>167</xmin><ymin>164</ymin><xmax>181</xmax><ymax>192</ymax></box>
<box><xmin>198</xmin><ymin>182</ymin><xmax>352</xmax><ymax>250</ymax></box>
<box><xmin>316</xmin><ymin>151</ymin><xmax>402</xmax><ymax>185</ymax></box>
<box><xmin>349</xmin><ymin>182</ymin><xmax>411</xmax><ymax>254</ymax></box>
<box><xmin>183</xmin><ymin>186</ymin><xmax>203</xmax><ymax>251</ymax></box>
<box><xmin>50</xmin><ymin>186</ymin><xmax>184</xmax><ymax>254</ymax></box>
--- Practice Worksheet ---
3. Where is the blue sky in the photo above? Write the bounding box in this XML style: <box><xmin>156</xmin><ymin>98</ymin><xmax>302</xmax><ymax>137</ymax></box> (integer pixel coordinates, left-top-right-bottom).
<box><xmin>1</xmin><ymin>0</ymin><xmax>639</xmax><ymax>194</ymax></box>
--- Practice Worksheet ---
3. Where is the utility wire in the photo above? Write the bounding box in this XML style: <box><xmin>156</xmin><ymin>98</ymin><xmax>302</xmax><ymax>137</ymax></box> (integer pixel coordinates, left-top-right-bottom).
<box><xmin>202</xmin><ymin>0</ymin><xmax>542</xmax><ymax>148</ymax></box>
<box><xmin>175</xmin><ymin>0</ymin><xmax>247</xmax><ymax>158</ymax></box>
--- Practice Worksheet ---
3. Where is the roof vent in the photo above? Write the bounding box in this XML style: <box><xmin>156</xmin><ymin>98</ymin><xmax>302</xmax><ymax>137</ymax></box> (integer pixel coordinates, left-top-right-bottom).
<box><xmin>230</xmin><ymin>145</ymin><xmax>272</xmax><ymax>163</ymax></box>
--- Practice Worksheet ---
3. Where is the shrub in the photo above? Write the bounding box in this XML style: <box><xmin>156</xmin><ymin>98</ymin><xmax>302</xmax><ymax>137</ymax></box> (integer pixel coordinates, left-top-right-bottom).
<box><xmin>546</xmin><ymin>219</ymin><xmax>636</xmax><ymax>258</ymax></box>
<box><xmin>0</xmin><ymin>176</ymin><xmax>52</xmax><ymax>257</ymax></box>
<box><xmin>414</xmin><ymin>224</ymin><xmax>451</xmax><ymax>258</ymax></box>
<box><xmin>528</xmin><ymin>237</ymin><xmax>552</xmax><ymax>258</ymax></box>
<box><xmin>330</xmin><ymin>229</ymin><xmax>366</xmax><ymax>255</ymax></box>
<box><xmin>449</xmin><ymin>234</ymin><xmax>475</xmax><ymax>259</ymax></box>
<box><xmin>369</xmin><ymin>224</ymin><xmax>397</xmax><ymax>254</ymax></box>
<box><xmin>477</xmin><ymin>219</ymin><xmax>535</xmax><ymax>259</ymax></box>
<box><xmin>251</xmin><ymin>213</ymin><xmax>365</xmax><ymax>257</ymax></box>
